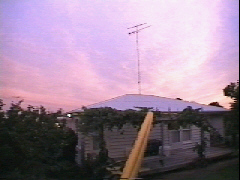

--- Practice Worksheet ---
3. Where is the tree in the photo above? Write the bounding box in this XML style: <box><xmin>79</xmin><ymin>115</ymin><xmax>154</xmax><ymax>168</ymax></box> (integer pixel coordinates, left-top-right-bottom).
<box><xmin>208</xmin><ymin>102</ymin><xmax>223</xmax><ymax>107</ymax></box>
<box><xmin>0</xmin><ymin>100</ymin><xmax>79</xmax><ymax>179</ymax></box>
<box><xmin>176</xmin><ymin>98</ymin><xmax>183</xmax><ymax>100</ymax></box>
<box><xmin>223</xmin><ymin>80</ymin><xmax>239</xmax><ymax>148</ymax></box>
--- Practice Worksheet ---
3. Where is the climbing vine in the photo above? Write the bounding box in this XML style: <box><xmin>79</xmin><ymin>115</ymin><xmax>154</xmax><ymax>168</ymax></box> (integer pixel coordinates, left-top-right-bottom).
<box><xmin>76</xmin><ymin>107</ymin><xmax>160</xmax><ymax>178</ymax></box>
<box><xmin>78</xmin><ymin>108</ymin><xmax>159</xmax><ymax>153</ymax></box>
<box><xmin>176</xmin><ymin>106</ymin><xmax>211</xmax><ymax>132</ymax></box>
<box><xmin>78</xmin><ymin>107</ymin><xmax>160</xmax><ymax>135</ymax></box>
<box><xmin>176</xmin><ymin>106</ymin><xmax>212</xmax><ymax>161</ymax></box>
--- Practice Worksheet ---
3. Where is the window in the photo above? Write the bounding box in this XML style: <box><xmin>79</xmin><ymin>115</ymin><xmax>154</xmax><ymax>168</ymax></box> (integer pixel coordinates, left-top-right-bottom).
<box><xmin>182</xmin><ymin>124</ymin><xmax>191</xmax><ymax>141</ymax></box>
<box><xmin>171</xmin><ymin>130</ymin><xmax>180</xmax><ymax>143</ymax></box>
<box><xmin>182</xmin><ymin>129</ymin><xmax>191</xmax><ymax>141</ymax></box>
<box><xmin>92</xmin><ymin>136</ymin><xmax>100</xmax><ymax>150</ymax></box>
<box><xmin>145</xmin><ymin>139</ymin><xmax>162</xmax><ymax>157</ymax></box>
<box><xmin>168</xmin><ymin>122</ymin><xmax>191</xmax><ymax>143</ymax></box>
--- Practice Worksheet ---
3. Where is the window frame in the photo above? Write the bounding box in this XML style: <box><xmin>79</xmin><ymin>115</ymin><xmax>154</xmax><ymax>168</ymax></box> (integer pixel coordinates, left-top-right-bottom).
<box><xmin>168</xmin><ymin>122</ymin><xmax>192</xmax><ymax>144</ymax></box>
<box><xmin>92</xmin><ymin>135</ymin><xmax>101</xmax><ymax>151</ymax></box>
<box><xmin>170</xmin><ymin>130</ymin><xmax>181</xmax><ymax>143</ymax></box>
<box><xmin>181</xmin><ymin>128</ymin><xmax>191</xmax><ymax>143</ymax></box>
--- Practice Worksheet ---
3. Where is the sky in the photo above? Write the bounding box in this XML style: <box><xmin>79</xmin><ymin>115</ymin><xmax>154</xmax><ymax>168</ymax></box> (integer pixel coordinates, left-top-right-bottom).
<box><xmin>0</xmin><ymin>0</ymin><xmax>239</xmax><ymax>112</ymax></box>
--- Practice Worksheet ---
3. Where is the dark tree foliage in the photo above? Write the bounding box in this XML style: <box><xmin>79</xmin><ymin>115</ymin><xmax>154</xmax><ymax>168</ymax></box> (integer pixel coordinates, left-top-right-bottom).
<box><xmin>176</xmin><ymin>98</ymin><xmax>183</xmax><ymax>100</ymax></box>
<box><xmin>0</xmin><ymin>100</ymin><xmax>80</xmax><ymax>179</ymax></box>
<box><xmin>208</xmin><ymin>102</ymin><xmax>223</xmax><ymax>107</ymax></box>
<box><xmin>223</xmin><ymin>80</ymin><xmax>239</xmax><ymax>148</ymax></box>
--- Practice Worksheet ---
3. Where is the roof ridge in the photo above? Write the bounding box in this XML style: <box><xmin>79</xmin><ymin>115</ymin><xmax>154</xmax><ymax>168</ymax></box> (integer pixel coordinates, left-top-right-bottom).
<box><xmin>126</xmin><ymin>94</ymin><xmax>199</xmax><ymax>105</ymax></box>
<box><xmin>86</xmin><ymin>94</ymin><xmax>126</xmax><ymax>108</ymax></box>
<box><xmin>70</xmin><ymin>94</ymin><xmax>228</xmax><ymax>112</ymax></box>
<box><xmin>125</xmin><ymin>94</ymin><xmax>228</xmax><ymax>110</ymax></box>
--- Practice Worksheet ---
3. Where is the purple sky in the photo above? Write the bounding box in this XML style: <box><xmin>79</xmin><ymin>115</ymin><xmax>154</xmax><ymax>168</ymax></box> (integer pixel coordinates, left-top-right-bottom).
<box><xmin>0</xmin><ymin>0</ymin><xmax>239</xmax><ymax>112</ymax></box>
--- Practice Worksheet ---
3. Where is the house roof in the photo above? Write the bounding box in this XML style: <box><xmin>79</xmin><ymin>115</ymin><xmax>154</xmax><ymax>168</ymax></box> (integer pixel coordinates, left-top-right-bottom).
<box><xmin>71</xmin><ymin>94</ymin><xmax>228</xmax><ymax>113</ymax></box>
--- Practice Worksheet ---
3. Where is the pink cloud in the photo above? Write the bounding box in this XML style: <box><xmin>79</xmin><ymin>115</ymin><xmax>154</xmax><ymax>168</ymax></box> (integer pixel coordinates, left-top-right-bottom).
<box><xmin>0</xmin><ymin>0</ymin><xmax>238</xmax><ymax>111</ymax></box>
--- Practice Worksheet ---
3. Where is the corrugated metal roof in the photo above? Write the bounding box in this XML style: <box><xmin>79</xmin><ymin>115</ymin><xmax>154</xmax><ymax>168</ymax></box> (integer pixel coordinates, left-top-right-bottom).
<box><xmin>71</xmin><ymin>94</ymin><xmax>228</xmax><ymax>112</ymax></box>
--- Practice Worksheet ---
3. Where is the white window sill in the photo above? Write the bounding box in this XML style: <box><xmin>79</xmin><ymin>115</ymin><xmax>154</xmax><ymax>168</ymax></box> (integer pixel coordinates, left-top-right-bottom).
<box><xmin>182</xmin><ymin>140</ymin><xmax>192</xmax><ymax>144</ymax></box>
<box><xmin>90</xmin><ymin>150</ymin><xmax>100</xmax><ymax>154</ymax></box>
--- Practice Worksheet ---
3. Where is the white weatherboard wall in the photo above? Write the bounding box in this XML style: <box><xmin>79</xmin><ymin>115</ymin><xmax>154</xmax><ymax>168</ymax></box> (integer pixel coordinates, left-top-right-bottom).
<box><xmin>190</xmin><ymin>125</ymin><xmax>201</xmax><ymax>146</ymax></box>
<box><xmin>105</xmin><ymin>125</ymin><xmax>138</xmax><ymax>159</ymax></box>
<box><xmin>105</xmin><ymin>124</ymin><xmax>164</xmax><ymax>159</ymax></box>
<box><xmin>83</xmin><ymin>123</ymin><xmax>204</xmax><ymax>160</ymax></box>
<box><xmin>208</xmin><ymin>115</ymin><xmax>225</xmax><ymax>136</ymax></box>
<box><xmin>83</xmin><ymin>124</ymin><xmax>164</xmax><ymax>159</ymax></box>
<box><xmin>105</xmin><ymin>123</ymin><xmax>173</xmax><ymax>159</ymax></box>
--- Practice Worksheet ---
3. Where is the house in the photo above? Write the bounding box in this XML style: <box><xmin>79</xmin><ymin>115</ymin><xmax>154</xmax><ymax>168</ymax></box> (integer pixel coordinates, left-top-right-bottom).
<box><xmin>67</xmin><ymin>94</ymin><xmax>229</xmax><ymax>166</ymax></box>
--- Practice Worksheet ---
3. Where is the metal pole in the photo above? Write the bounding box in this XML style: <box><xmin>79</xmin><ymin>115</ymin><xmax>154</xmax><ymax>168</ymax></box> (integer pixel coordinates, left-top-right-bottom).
<box><xmin>128</xmin><ymin>24</ymin><xmax>151</xmax><ymax>95</ymax></box>
<box><xmin>136</xmin><ymin>26</ymin><xmax>141</xmax><ymax>94</ymax></box>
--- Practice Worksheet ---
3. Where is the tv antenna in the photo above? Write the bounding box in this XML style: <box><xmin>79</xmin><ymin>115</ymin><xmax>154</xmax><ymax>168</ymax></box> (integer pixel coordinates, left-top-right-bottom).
<box><xmin>128</xmin><ymin>23</ymin><xmax>151</xmax><ymax>94</ymax></box>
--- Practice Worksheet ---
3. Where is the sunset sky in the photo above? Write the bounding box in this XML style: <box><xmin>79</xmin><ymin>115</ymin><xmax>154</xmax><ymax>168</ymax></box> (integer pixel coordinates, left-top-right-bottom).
<box><xmin>0</xmin><ymin>0</ymin><xmax>239</xmax><ymax>112</ymax></box>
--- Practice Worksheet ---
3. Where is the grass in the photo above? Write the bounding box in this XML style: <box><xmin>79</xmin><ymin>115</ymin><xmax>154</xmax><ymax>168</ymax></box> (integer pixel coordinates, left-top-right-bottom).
<box><xmin>172</xmin><ymin>159</ymin><xmax>239</xmax><ymax>180</ymax></box>
<box><xmin>176</xmin><ymin>160</ymin><xmax>239</xmax><ymax>180</ymax></box>
<box><xmin>146</xmin><ymin>157</ymin><xmax>239</xmax><ymax>180</ymax></box>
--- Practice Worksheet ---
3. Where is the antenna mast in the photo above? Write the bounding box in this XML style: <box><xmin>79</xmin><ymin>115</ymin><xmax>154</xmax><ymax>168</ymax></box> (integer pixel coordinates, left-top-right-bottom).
<box><xmin>128</xmin><ymin>23</ymin><xmax>151</xmax><ymax>94</ymax></box>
